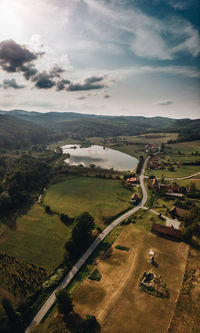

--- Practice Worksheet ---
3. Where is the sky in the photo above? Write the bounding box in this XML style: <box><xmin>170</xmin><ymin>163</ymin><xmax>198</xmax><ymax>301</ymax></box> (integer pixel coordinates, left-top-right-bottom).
<box><xmin>0</xmin><ymin>0</ymin><xmax>199</xmax><ymax>118</ymax></box>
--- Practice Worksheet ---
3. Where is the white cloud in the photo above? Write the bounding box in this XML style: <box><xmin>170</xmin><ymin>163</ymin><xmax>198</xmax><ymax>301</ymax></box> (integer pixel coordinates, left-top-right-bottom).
<box><xmin>155</xmin><ymin>100</ymin><xmax>173</xmax><ymax>106</ymax></box>
<box><xmin>83</xmin><ymin>0</ymin><xmax>200</xmax><ymax>60</ymax></box>
<box><xmin>168</xmin><ymin>0</ymin><xmax>189</xmax><ymax>10</ymax></box>
<box><xmin>131</xmin><ymin>28</ymin><xmax>172</xmax><ymax>60</ymax></box>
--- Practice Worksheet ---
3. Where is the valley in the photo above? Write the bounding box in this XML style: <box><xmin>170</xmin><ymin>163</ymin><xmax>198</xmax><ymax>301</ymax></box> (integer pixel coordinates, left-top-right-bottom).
<box><xmin>0</xmin><ymin>113</ymin><xmax>200</xmax><ymax>333</ymax></box>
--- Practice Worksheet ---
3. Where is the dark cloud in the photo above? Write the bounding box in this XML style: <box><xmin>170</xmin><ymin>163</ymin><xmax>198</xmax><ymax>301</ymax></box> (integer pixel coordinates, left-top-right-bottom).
<box><xmin>0</xmin><ymin>40</ymin><xmax>106</xmax><ymax>92</ymax></box>
<box><xmin>0</xmin><ymin>39</ymin><xmax>38</xmax><ymax>75</ymax></box>
<box><xmin>56</xmin><ymin>79</ymin><xmax>71</xmax><ymax>91</ymax></box>
<box><xmin>3</xmin><ymin>79</ymin><xmax>25</xmax><ymax>89</ymax></box>
<box><xmin>155</xmin><ymin>100</ymin><xmax>173</xmax><ymax>106</ymax></box>
<box><xmin>32</xmin><ymin>71</ymin><xmax>56</xmax><ymax>89</ymax></box>
<box><xmin>85</xmin><ymin>76</ymin><xmax>104</xmax><ymax>84</ymax></box>
<box><xmin>67</xmin><ymin>76</ymin><xmax>106</xmax><ymax>91</ymax></box>
<box><xmin>22</xmin><ymin>63</ymin><xmax>38</xmax><ymax>80</ymax></box>
<box><xmin>50</xmin><ymin>65</ymin><xmax>65</xmax><ymax>78</ymax></box>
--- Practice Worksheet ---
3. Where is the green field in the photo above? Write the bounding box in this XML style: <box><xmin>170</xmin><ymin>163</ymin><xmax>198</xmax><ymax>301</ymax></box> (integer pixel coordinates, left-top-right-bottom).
<box><xmin>0</xmin><ymin>204</ymin><xmax>71</xmax><ymax>269</ymax></box>
<box><xmin>165</xmin><ymin>140</ymin><xmax>200</xmax><ymax>155</ymax></box>
<box><xmin>89</xmin><ymin>133</ymin><xmax>178</xmax><ymax>159</ymax></box>
<box><xmin>43</xmin><ymin>177</ymin><xmax>132</xmax><ymax>227</ymax></box>
<box><xmin>147</xmin><ymin>165</ymin><xmax>200</xmax><ymax>178</ymax></box>
<box><xmin>146</xmin><ymin>140</ymin><xmax>200</xmax><ymax>178</ymax></box>
<box><xmin>0</xmin><ymin>177</ymin><xmax>133</xmax><ymax>270</ymax></box>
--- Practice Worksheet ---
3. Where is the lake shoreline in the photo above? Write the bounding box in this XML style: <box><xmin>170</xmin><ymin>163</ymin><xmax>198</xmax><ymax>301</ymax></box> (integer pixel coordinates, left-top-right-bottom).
<box><xmin>61</xmin><ymin>144</ymin><xmax>138</xmax><ymax>172</ymax></box>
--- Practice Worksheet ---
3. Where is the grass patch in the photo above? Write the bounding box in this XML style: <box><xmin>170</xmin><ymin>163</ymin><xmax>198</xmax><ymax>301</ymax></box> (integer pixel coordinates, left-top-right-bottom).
<box><xmin>88</xmin><ymin>269</ymin><xmax>101</xmax><ymax>281</ymax></box>
<box><xmin>74</xmin><ymin>285</ymin><xmax>106</xmax><ymax>307</ymax></box>
<box><xmin>0</xmin><ymin>203</ymin><xmax>71</xmax><ymax>269</ymax></box>
<box><xmin>43</xmin><ymin>177</ymin><xmax>132</xmax><ymax>228</ymax></box>
<box><xmin>147</xmin><ymin>164</ymin><xmax>200</xmax><ymax>178</ymax></box>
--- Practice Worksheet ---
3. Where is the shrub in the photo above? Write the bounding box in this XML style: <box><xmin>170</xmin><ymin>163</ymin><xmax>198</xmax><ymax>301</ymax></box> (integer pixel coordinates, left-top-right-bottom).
<box><xmin>88</xmin><ymin>269</ymin><xmax>101</xmax><ymax>281</ymax></box>
<box><xmin>115</xmin><ymin>245</ymin><xmax>129</xmax><ymax>251</ymax></box>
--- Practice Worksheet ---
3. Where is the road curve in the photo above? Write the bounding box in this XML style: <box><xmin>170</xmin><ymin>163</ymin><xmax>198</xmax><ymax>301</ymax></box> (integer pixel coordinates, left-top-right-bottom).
<box><xmin>25</xmin><ymin>156</ymin><xmax>150</xmax><ymax>332</ymax></box>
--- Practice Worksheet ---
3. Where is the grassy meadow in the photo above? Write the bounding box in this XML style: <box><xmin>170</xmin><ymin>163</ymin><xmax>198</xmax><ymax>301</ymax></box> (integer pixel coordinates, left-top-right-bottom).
<box><xmin>0</xmin><ymin>204</ymin><xmax>71</xmax><ymax>269</ymax></box>
<box><xmin>43</xmin><ymin>177</ymin><xmax>132</xmax><ymax>228</ymax></box>
<box><xmin>89</xmin><ymin>133</ymin><xmax>178</xmax><ymax>159</ymax></box>
<box><xmin>147</xmin><ymin>140</ymin><xmax>200</xmax><ymax>178</ymax></box>
<box><xmin>0</xmin><ymin>177</ymin><xmax>133</xmax><ymax>269</ymax></box>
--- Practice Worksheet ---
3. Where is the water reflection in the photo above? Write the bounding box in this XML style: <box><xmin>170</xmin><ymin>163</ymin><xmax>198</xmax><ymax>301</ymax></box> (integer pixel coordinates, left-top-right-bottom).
<box><xmin>62</xmin><ymin>144</ymin><xmax>138</xmax><ymax>171</ymax></box>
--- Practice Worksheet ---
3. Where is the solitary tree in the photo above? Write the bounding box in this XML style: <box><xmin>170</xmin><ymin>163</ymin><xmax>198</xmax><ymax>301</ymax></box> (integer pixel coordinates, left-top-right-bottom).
<box><xmin>45</xmin><ymin>205</ymin><xmax>51</xmax><ymax>214</ymax></box>
<box><xmin>56</xmin><ymin>289</ymin><xmax>73</xmax><ymax>317</ymax></box>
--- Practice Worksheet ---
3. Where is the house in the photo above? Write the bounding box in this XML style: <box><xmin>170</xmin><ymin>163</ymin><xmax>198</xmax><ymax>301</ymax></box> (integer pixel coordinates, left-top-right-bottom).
<box><xmin>127</xmin><ymin>177</ymin><xmax>139</xmax><ymax>185</ymax></box>
<box><xmin>149</xmin><ymin>157</ymin><xmax>162</xmax><ymax>170</ymax></box>
<box><xmin>166</xmin><ymin>185</ymin><xmax>180</xmax><ymax>192</ymax></box>
<box><xmin>169</xmin><ymin>206</ymin><xmax>190</xmax><ymax>219</ymax></box>
<box><xmin>130</xmin><ymin>193</ymin><xmax>138</xmax><ymax>203</ymax></box>
<box><xmin>151</xmin><ymin>222</ymin><xmax>182</xmax><ymax>239</ymax></box>
<box><xmin>160</xmin><ymin>184</ymin><xmax>180</xmax><ymax>193</ymax></box>
<box><xmin>151</xmin><ymin>177</ymin><xmax>159</xmax><ymax>188</ymax></box>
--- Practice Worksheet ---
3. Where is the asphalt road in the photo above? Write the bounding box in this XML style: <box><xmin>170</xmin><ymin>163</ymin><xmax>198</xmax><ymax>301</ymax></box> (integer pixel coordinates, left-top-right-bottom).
<box><xmin>25</xmin><ymin>155</ymin><xmax>150</xmax><ymax>332</ymax></box>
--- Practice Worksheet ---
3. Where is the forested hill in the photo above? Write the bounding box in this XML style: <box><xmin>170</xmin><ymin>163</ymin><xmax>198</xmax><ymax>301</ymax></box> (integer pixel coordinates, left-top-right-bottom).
<box><xmin>0</xmin><ymin>110</ymin><xmax>200</xmax><ymax>144</ymax></box>
<box><xmin>0</xmin><ymin>114</ymin><xmax>53</xmax><ymax>149</ymax></box>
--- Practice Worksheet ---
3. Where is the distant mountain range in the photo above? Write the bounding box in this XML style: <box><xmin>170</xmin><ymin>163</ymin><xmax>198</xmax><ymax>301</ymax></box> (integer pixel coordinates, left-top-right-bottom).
<box><xmin>0</xmin><ymin>109</ymin><xmax>200</xmax><ymax>149</ymax></box>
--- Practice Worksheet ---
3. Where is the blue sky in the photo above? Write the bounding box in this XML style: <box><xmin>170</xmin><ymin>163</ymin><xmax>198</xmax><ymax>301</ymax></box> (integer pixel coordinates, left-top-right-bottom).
<box><xmin>0</xmin><ymin>0</ymin><xmax>199</xmax><ymax>118</ymax></box>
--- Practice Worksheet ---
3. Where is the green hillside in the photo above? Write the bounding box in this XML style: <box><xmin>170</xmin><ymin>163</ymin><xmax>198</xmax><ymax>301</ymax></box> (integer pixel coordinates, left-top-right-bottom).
<box><xmin>0</xmin><ymin>114</ymin><xmax>53</xmax><ymax>149</ymax></box>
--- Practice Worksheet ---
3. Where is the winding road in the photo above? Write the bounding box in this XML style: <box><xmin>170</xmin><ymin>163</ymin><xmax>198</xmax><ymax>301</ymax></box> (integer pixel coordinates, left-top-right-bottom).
<box><xmin>26</xmin><ymin>156</ymin><xmax>151</xmax><ymax>332</ymax></box>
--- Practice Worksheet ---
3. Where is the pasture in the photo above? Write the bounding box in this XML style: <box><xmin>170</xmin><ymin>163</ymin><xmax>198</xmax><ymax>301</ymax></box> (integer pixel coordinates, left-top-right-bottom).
<box><xmin>0</xmin><ymin>204</ymin><xmax>70</xmax><ymax>269</ymax></box>
<box><xmin>0</xmin><ymin>177</ymin><xmax>133</xmax><ymax>270</ymax></box>
<box><xmin>72</xmin><ymin>210</ymin><xmax>188</xmax><ymax>333</ymax></box>
<box><xmin>43</xmin><ymin>177</ymin><xmax>132</xmax><ymax>228</ymax></box>
<box><xmin>147</xmin><ymin>140</ymin><xmax>200</xmax><ymax>178</ymax></box>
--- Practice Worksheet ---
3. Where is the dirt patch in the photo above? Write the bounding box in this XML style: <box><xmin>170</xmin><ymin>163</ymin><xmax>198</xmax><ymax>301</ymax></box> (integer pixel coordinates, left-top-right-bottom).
<box><xmin>168</xmin><ymin>246</ymin><xmax>200</xmax><ymax>333</ymax></box>
<box><xmin>74</xmin><ymin>284</ymin><xmax>106</xmax><ymax>307</ymax></box>
<box><xmin>101</xmin><ymin>228</ymin><xmax>188</xmax><ymax>333</ymax></box>
<box><xmin>73</xmin><ymin>224</ymin><xmax>138</xmax><ymax>323</ymax></box>
<box><xmin>103</xmin><ymin>251</ymin><xmax>127</xmax><ymax>266</ymax></box>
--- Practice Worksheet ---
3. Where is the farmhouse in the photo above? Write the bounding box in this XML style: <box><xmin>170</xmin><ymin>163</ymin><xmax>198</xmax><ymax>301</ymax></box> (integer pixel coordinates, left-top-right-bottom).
<box><xmin>169</xmin><ymin>206</ymin><xmax>189</xmax><ymax>219</ymax></box>
<box><xmin>166</xmin><ymin>185</ymin><xmax>180</xmax><ymax>192</ymax></box>
<box><xmin>152</xmin><ymin>177</ymin><xmax>159</xmax><ymax>188</ymax></box>
<box><xmin>151</xmin><ymin>222</ymin><xmax>182</xmax><ymax>239</ymax></box>
<box><xmin>127</xmin><ymin>177</ymin><xmax>139</xmax><ymax>185</ymax></box>
<box><xmin>148</xmin><ymin>156</ymin><xmax>163</xmax><ymax>170</ymax></box>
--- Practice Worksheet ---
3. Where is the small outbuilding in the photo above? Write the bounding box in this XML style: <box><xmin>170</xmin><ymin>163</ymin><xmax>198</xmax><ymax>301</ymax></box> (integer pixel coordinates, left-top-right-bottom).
<box><xmin>130</xmin><ymin>193</ymin><xmax>138</xmax><ymax>203</ymax></box>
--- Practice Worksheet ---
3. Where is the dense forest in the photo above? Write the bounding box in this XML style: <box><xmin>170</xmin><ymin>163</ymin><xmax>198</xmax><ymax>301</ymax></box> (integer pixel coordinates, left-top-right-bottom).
<box><xmin>0</xmin><ymin>110</ymin><xmax>200</xmax><ymax>149</ymax></box>
<box><xmin>0</xmin><ymin>114</ymin><xmax>55</xmax><ymax>149</ymax></box>
<box><xmin>0</xmin><ymin>156</ymin><xmax>50</xmax><ymax>216</ymax></box>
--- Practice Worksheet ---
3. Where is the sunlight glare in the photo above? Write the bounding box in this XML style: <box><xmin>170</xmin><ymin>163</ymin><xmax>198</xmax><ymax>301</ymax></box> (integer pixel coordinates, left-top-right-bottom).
<box><xmin>0</xmin><ymin>1</ymin><xmax>23</xmax><ymax>41</ymax></box>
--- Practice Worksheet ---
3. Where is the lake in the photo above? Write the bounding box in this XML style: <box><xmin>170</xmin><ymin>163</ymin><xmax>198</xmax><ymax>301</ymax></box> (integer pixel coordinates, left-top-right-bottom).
<box><xmin>61</xmin><ymin>144</ymin><xmax>138</xmax><ymax>171</ymax></box>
